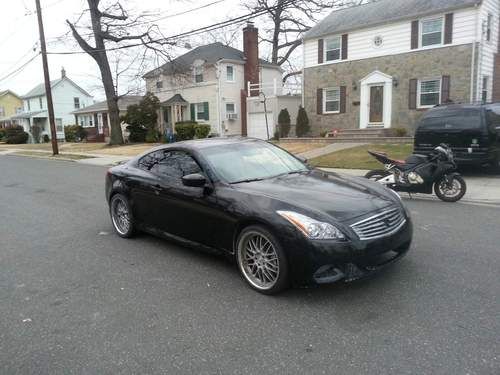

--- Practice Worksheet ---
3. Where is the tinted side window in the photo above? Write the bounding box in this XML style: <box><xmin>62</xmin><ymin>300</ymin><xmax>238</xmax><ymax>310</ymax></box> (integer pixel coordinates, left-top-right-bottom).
<box><xmin>150</xmin><ymin>151</ymin><xmax>201</xmax><ymax>183</ymax></box>
<box><xmin>485</xmin><ymin>106</ymin><xmax>500</xmax><ymax>133</ymax></box>
<box><xmin>138</xmin><ymin>150</ymin><xmax>163</xmax><ymax>171</ymax></box>
<box><xmin>419</xmin><ymin>109</ymin><xmax>481</xmax><ymax>129</ymax></box>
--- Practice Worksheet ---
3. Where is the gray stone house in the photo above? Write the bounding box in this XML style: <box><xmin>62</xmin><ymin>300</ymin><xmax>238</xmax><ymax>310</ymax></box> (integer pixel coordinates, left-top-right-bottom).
<box><xmin>302</xmin><ymin>0</ymin><xmax>500</xmax><ymax>135</ymax></box>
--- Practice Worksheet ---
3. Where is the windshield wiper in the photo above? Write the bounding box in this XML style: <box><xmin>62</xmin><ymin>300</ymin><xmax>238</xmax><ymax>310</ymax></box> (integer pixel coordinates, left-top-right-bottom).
<box><xmin>230</xmin><ymin>177</ymin><xmax>265</xmax><ymax>184</ymax></box>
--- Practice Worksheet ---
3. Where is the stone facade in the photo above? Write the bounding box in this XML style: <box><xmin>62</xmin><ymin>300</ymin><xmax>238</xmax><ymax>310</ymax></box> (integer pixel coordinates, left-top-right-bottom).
<box><xmin>304</xmin><ymin>44</ymin><xmax>474</xmax><ymax>135</ymax></box>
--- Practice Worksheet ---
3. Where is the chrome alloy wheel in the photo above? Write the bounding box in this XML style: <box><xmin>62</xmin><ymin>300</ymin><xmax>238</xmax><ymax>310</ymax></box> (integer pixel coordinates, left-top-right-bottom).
<box><xmin>238</xmin><ymin>231</ymin><xmax>280</xmax><ymax>290</ymax></box>
<box><xmin>111</xmin><ymin>196</ymin><xmax>131</xmax><ymax>235</ymax></box>
<box><xmin>437</xmin><ymin>179</ymin><xmax>462</xmax><ymax>199</ymax></box>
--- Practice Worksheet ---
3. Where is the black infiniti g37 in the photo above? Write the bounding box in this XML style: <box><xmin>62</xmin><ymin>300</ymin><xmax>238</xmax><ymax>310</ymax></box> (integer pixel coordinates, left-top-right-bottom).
<box><xmin>105</xmin><ymin>138</ymin><xmax>412</xmax><ymax>294</ymax></box>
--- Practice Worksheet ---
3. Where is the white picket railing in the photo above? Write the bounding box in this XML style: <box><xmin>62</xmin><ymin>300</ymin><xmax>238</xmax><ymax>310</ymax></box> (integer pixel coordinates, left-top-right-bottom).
<box><xmin>247</xmin><ymin>78</ymin><xmax>301</xmax><ymax>97</ymax></box>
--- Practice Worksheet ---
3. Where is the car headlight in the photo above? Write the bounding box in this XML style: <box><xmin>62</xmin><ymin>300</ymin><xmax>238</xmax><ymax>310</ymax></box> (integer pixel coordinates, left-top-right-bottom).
<box><xmin>277</xmin><ymin>211</ymin><xmax>346</xmax><ymax>240</ymax></box>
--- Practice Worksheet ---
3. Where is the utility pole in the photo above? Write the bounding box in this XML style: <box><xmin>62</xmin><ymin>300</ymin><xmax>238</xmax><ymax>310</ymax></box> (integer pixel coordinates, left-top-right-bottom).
<box><xmin>35</xmin><ymin>0</ymin><xmax>58</xmax><ymax>155</ymax></box>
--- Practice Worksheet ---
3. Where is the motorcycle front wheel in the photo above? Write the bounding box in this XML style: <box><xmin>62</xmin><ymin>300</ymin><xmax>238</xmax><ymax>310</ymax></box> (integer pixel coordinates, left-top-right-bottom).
<box><xmin>365</xmin><ymin>170</ymin><xmax>390</xmax><ymax>181</ymax></box>
<box><xmin>434</xmin><ymin>175</ymin><xmax>467</xmax><ymax>202</ymax></box>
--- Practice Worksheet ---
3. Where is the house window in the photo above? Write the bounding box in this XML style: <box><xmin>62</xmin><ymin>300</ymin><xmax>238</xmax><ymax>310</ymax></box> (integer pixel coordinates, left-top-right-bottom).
<box><xmin>418</xmin><ymin>79</ymin><xmax>441</xmax><ymax>108</ymax></box>
<box><xmin>486</xmin><ymin>14</ymin><xmax>492</xmax><ymax>41</ymax></box>
<box><xmin>482</xmin><ymin>76</ymin><xmax>489</xmax><ymax>103</ymax></box>
<box><xmin>89</xmin><ymin>115</ymin><xmax>93</xmax><ymax>127</ymax></box>
<box><xmin>39</xmin><ymin>97</ymin><xmax>43</xmax><ymax>109</ymax></box>
<box><xmin>74</xmin><ymin>97</ymin><xmax>80</xmax><ymax>109</ymax></box>
<box><xmin>421</xmin><ymin>17</ymin><xmax>443</xmax><ymax>47</ymax></box>
<box><xmin>0</xmin><ymin>106</ymin><xmax>4</xmax><ymax>116</ymax></box>
<box><xmin>226</xmin><ymin>103</ymin><xmax>235</xmax><ymax>114</ymax></box>
<box><xmin>324</xmin><ymin>36</ymin><xmax>341</xmax><ymax>61</ymax></box>
<box><xmin>323</xmin><ymin>87</ymin><xmax>340</xmax><ymax>113</ymax></box>
<box><xmin>194</xmin><ymin>66</ymin><xmax>203</xmax><ymax>83</ymax></box>
<box><xmin>156</xmin><ymin>81</ymin><xmax>163</xmax><ymax>89</ymax></box>
<box><xmin>55</xmin><ymin>118</ymin><xmax>63</xmax><ymax>132</ymax></box>
<box><xmin>226</xmin><ymin>65</ymin><xmax>235</xmax><ymax>82</ymax></box>
<box><xmin>194</xmin><ymin>102</ymin><xmax>209</xmax><ymax>121</ymax></box>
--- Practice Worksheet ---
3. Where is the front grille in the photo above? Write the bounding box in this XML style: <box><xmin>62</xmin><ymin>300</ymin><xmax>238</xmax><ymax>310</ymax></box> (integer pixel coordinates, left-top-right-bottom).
<box><xmin>351</xmin><ymin>208</ymin><xmax>406</xmax><ymax>241</ymax></box>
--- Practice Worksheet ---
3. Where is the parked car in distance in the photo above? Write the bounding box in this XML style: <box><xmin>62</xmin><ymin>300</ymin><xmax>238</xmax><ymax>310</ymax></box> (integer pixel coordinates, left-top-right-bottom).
<box><xmin>414</xmin><ymin>103</ymin><xmax>500</xmax><ymax>170</ymax></box>
<box><xmin>105</xmin><ymin>138</ymin><xmax>412</xmax><ymax>294</ymax></box>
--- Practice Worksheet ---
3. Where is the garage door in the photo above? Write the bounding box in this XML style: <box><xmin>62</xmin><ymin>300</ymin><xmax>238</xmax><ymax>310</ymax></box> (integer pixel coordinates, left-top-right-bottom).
<box><xmin>248</xmin><ymin>112</ymin><xmax>274</xmax><ymax>140</ymax></box>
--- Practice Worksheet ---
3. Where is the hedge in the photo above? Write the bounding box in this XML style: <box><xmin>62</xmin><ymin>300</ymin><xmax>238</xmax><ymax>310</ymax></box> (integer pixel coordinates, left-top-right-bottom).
<box><xmin>5</xmin><ymin>126</ymin><xmax>29</xmax><ymax>144</ymax></box>
<box><xmin>64</xmin><ymin>125</ymin><xmax>87</xmax><ymax>142</ymax></box>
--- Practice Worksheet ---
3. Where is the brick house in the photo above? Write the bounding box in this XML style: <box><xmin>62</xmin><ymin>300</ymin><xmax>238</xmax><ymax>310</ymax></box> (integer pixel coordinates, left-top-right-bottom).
<box><xmin>302</xmin><ymin>0</ymin><xmax>500</xmax><ymax>135</ymax></box>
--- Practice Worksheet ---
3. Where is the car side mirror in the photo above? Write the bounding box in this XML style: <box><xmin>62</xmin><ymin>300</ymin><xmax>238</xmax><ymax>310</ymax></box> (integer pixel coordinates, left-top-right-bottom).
<box><xmin>182</xmin><ymin>173</ymin><xmax>206</xmax><ymax>188</ymax></box>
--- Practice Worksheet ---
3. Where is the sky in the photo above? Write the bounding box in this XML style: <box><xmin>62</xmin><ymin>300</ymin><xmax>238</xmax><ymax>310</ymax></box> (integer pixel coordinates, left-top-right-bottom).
<box><xmin>0</xmin><ymin>0</ymin><xmax>274</xmax><ymax>101</ymax></box>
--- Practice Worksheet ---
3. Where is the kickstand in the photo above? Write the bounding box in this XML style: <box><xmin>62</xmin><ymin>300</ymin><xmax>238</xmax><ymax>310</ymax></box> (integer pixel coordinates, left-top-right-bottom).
<box><xmin>408</xmin><ymin>192</ymin><xmax>413</xmax><ymax>199</ymax></box>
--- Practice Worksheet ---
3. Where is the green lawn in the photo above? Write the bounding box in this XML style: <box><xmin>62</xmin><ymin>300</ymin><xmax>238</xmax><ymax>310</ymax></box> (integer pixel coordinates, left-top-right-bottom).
<box><xmin>310</xmin><ymin>144</ymin><xmax>414</xmax><ymax>170</ymax></box>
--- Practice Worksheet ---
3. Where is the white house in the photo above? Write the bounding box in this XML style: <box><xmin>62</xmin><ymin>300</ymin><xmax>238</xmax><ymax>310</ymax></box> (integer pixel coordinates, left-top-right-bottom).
<box><xmin>143</xmin><ymin>23</ymin><xmax>301</xmax><ymax>139</ymax></box>
<box><xmin>14</xmin><ymin>68</ymin><xmax>93</xmax><ymax>141</ymax></box>
<box><xmin>301</xmin><ymin>0</ymin><xmax>500</xmax><ymax>134</ymax></box>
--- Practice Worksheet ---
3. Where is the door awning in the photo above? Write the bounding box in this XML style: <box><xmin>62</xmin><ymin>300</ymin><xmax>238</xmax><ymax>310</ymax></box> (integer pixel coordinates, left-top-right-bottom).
<box><xmin>161</xmin><ymin>94</ymin><xmax>188</xmax><ymax>106</ymax></box>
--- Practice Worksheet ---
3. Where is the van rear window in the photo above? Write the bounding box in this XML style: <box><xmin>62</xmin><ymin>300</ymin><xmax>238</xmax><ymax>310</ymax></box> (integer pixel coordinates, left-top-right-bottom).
<box><xmin>419</xmin><ymin>109</ymin><xmax>481</xmax><ymax>129</ymax></box>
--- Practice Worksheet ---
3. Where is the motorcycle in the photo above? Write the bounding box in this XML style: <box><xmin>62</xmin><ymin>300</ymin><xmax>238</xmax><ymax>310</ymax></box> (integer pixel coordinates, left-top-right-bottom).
<box><xmin>365</xmin><ymin>144</ymin><xmax>467</xmax><ymax>202</ymax></box>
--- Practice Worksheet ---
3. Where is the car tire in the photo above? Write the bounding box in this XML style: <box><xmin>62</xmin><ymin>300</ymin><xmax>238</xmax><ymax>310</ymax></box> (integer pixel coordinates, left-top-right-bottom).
<box><xmin>365</xmin><ymin>170</ymin><xmax>390</xmax><ymax>181</ymax></box>
<box><xmin>109</xmin><ymin>193</ymin><xmax>135</xmax><ymax>238</ymax></box>
<box><xmin>236</xmin><ymin>225</ymin><xmax>289</xmax><ymax>295</ymax></box>
<box><xmin>434</xmin><ymin>175</ymin><xmax>467</xmax><ymax>202</ymax></box>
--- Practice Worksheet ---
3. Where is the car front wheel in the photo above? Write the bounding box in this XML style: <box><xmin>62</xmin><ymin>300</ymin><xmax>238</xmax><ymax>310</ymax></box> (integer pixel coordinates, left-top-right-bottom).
<box><xmin>110</xmin><ymin>193</ymin><xmax>135</xmax><ymax>238</ymax></box>
<box><xmin>236</xmin><ymin>225</ymin><xmax>289</xmax><ymax>295</ymax></box>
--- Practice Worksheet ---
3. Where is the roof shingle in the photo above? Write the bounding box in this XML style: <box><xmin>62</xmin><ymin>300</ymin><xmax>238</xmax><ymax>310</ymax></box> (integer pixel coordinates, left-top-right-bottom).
<box><xmin>304</xmin><ymin>0</ymin><xmax>481</xmax><ymax>40</ymax></box>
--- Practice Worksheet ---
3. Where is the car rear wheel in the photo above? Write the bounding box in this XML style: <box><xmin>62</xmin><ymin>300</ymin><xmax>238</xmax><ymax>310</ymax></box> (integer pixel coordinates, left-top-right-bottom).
<box><xmin>434</xmin><ymin>175</ymin><xmax>467</xmax><ymax>202</ymax></box>
<box><xmin>110</xmin><ymin>193</ymin><xmax>135</xmax><ymax>238</ymax></box>
<box><xmin>236</xmin><ymin>225</ymin><xmax>289</xmax><ymax>295</ymax></box>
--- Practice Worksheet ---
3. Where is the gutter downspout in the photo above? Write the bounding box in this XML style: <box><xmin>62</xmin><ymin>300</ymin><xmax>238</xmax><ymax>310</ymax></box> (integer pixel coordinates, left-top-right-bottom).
<box><xmin>470</xmin><ymin>3</ymin><xmax>480</xmax><ymax>102</ymax></box>
<box><xmin>215</xmin><ymin>59</ymin><xmax>223</xmax><ymax>136</ymax></box>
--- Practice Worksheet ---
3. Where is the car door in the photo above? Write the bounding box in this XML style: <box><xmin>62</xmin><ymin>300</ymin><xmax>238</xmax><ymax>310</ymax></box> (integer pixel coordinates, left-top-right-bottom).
<box><xmin>150</xmin><ymin>150</ymin><xmax>221</xmax><ymax>248</ymax></box>
<box><xmin>127</xmin><ymin>150</ymin><xmax>165</xmax><ymax>228</ymax></box>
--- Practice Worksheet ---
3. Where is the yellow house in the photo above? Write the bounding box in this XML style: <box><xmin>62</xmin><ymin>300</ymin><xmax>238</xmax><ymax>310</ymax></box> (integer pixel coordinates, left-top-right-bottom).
<box><xmin>0</xmin><ymin>90</ymin><xmax>23</xmax><ymax>126</ymax></box>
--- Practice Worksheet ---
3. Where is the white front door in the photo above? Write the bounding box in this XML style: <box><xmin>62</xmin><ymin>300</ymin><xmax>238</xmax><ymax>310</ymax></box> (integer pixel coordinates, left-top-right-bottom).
<box><xmin>359</xmin><ymin>70</ymin><xmax>393</xmax><ymax>129</ymax></box>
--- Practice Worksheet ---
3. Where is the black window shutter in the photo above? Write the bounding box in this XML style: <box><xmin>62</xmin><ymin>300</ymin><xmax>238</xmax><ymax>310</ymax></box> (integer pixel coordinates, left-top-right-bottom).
<box><xmin>441</xmin><ymin>76</ymin><xmax>451</xmax><ymax>104</ymax></box>
<box><xmin>318</xmin><ymin>39</ymin><xmax>324</xmax><ymax>64</ymax></box>
<box><xmin>409</xmin><ymin>79</ymin><xmax>418</xmax><ymax>109</ymax></box>
<box><xmin>444</xmin><ymin>13</ymin><xmax>454</xmax><ymax>44</ymax></box>
<box><xmin>341</xmin><ymin>34</ymin><xmax>348</xmax><ymax>60</ymax></box>
<box><xmin>340</xmin><ymin>86</ymin><xmax>347</xmax><ymax>113</ymax></box>
<box><xmin>203</xmin><ymin>102</ymin><xmax>209</xmax><ymax>120</ymax></box>
<box><xmin>190</xmin><ymin>104</ymin><xmax>195</xmax><ymax>121</ymax></box>
<box><xmin>411</xmin><ymin>21</ymin><xmax>419</xmax><ymax>49</ymax></box>
<box><xmin>317</xmin><ymin>89</ymin><xmax>323</xmax><ymax>114</ymax></box>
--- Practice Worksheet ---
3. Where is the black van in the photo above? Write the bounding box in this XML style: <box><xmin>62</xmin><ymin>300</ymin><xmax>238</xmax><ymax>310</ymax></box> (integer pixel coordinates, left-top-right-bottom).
<box><xmin>414</xmin><ymin>103</ymin><xmax>500</xmax><ymax>169</ymax></box>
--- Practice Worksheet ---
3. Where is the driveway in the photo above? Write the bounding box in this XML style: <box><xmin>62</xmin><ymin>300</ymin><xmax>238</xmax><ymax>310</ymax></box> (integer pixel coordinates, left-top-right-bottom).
<box><xmin>0</xmin><ymin>155</ymin><xmax>498</xmax><ymax>374</ymax></box>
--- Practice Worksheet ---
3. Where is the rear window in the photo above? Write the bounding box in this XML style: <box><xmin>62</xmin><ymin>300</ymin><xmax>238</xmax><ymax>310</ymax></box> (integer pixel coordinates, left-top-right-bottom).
<box><xmin>418</xmin><ymin>109</ymin><xmax>482</xmax><ymax>130</ymax></box>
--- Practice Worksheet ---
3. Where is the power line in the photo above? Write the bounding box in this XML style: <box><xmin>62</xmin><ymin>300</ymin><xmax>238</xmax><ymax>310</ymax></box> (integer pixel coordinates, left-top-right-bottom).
<box><xmin>46</xmin><ymin>0</ymin><xmax>296</xmax><ymax>55</ymax></box>
<box><xmin>0</xmin><ymin>53</ymin><xmax>40</xmax><ymax>84</ymax></box>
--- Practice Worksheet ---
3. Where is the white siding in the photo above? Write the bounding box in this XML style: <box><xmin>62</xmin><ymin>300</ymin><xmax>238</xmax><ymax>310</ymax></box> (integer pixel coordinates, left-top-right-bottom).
<box><xmin>476</xmin><ymin>0</ymin><xmax>500</xmax><ymax>101</ymax></box>
<box><xmin>304</xmin><ymin>7</ymin><xmax>479</xmax><ymax>68</ymax></box>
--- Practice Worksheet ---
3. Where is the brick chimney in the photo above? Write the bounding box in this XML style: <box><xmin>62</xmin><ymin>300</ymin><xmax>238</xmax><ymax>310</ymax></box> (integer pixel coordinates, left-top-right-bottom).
<box><xmin>243</xmin><ymin>21</ymin><xmax>259</xmax><ymax>97</ymax></box>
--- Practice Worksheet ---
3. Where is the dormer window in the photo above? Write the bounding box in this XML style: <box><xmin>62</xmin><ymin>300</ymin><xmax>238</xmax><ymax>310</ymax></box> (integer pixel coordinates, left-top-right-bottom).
<box><xmin>194</xmin><ymin>66</ymin><xmax>204</xmax><ymax>83</ymax></box>
<box><xmin>421</xmin><ymin>17</ymin><xmax>444</xmax><ymax>47</ymax></box>
<box><xmin>325</xmin><ymin>36</ymin><xmax>341</xmax><ymax>61</ymax></box>
<box><xmin>156</xmin><ymin>81</ymin><xmax>163</xmax><ymax>90</ymax></box>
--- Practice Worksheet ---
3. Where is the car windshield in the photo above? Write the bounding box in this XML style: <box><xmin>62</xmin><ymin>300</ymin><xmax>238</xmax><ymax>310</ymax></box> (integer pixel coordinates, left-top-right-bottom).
<box><xmin>202</xmin><ymin>141</ymin><xmax>308</xmax><ymax>183</ymax></box>
<box><xmin>419</xmin><ymin>109</ymin><xmax>481</xmax><ymax>130</ymax></box>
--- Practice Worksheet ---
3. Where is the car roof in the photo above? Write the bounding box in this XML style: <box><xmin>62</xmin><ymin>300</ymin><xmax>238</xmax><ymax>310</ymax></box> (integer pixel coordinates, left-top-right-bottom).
<box><xmin>132</xmin><ymin>137</ymin><xmax>266</xmax><ymax>161</ymax></box>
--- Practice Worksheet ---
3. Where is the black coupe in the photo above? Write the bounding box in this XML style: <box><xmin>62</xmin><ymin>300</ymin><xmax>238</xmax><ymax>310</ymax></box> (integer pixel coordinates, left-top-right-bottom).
<box><xmin>105</xmin><ymin>138</ymin><xmax>412</xmax><ymax>294</ymax></box>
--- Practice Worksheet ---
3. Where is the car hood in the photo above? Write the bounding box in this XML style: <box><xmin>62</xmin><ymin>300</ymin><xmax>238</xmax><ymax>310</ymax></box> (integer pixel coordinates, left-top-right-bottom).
<box><xmin>233</xmin><ymin>170</ymin><xmax>396</xmax><ymax>222</ymax></box>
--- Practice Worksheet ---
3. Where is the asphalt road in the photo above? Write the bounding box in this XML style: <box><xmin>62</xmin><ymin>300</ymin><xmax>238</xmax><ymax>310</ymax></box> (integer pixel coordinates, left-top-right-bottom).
<box><xmin>0</xmin><ymin>155</ymin><xmax>498</xmax><ymax>375</ymax></box>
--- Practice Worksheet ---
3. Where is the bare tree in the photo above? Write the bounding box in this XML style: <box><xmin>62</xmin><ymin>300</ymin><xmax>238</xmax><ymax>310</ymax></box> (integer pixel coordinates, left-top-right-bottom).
<box><xmin>244</xmin><ymin>0</ymin><xmax>365</xmax><ymax>68</ymax></box>
<box><xmin>67</xmin><ymin>0</ymin><xmax>174</xmax><ymax>144</ymax></box>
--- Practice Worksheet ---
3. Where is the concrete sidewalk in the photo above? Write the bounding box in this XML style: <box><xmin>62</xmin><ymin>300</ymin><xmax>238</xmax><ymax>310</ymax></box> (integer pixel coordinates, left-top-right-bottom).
<box><xmin>322</xmin><ymin>167</ymin><xmax>500</xmax><ymax>206</ymax></box>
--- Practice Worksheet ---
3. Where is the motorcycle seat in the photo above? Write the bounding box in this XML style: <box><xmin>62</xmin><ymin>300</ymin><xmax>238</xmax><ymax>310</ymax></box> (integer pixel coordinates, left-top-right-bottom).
<box><xmin>405</xmin><ymin>154</ymin><xmax>428</xmax><ymax>165</ymax></box>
